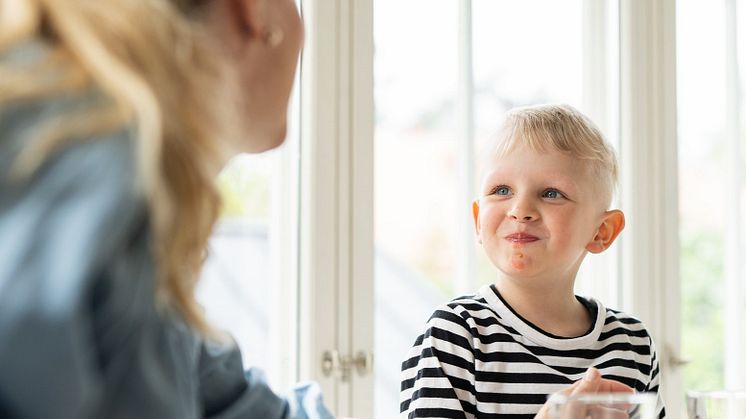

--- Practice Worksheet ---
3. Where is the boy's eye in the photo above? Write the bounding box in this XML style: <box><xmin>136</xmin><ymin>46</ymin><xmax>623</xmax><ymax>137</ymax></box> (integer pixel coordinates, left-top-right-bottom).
<box><xmin>542</xmin><ymin>189</ymin><xmax>564</xmax><ymax>199</ymax></box>
<box><xmin>493</xmin><ymin>186</ymin><xmax>511</xmax><ymax>196</ymax></box>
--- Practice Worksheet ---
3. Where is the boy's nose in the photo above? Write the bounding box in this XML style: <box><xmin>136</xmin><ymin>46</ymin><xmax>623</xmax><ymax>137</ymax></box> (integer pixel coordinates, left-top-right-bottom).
<box><xmin>508</xmin><ymin>201</ymin><xmax>538</xmax><ymax>222</ymax></box>
<box><xmin>509</xmin><ymin>213</ymin><xmax>534</xmax><ymax>222</ymax></box>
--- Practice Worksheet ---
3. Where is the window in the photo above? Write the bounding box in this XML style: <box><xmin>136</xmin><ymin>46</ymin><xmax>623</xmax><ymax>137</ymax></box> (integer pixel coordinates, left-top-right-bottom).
<box><xmin>373</xmin><ymin>3</ymin><xmax>459</xmax><ymax>416</ymax></box>
<box><xmin>199</xmin><ymin>153</ymin><xmax>277</xmax><ymax>370</ymax></box>
<box><xmin>678</xmin><ymin>0</ymin><xmax>746</xmax><ymax>395</ymax></box>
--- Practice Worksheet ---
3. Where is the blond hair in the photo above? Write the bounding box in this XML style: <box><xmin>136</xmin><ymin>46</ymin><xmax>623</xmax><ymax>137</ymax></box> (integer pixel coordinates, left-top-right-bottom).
<box><xmin>491</xmin><ymin>104</ymin><xmax>618</xmax><ymax>207</ymax></box>
<box><xmin>0</xmin><ymin>0</ymin><xmax>238</xmax><ymax>336</ymax></box>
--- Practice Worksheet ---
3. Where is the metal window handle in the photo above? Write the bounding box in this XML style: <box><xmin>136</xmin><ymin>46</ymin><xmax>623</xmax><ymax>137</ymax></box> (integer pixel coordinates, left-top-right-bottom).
<box><xmin>321</xmin><ymin>350</ymin><xmax>374</xmax><ymax>381</ymax></box>
<box><xmin>321</xmin><ymin>349</ymin><xmax>341</xmax><ymax>376</ymax></box>
<box><xmin>351</xmin><ymin>350</ymin><xmax>374</xmax><ymax>376</ymax></box>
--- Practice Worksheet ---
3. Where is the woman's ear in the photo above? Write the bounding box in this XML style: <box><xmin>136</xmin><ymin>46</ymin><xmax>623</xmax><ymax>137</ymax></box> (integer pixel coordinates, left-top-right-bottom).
<box><xmin>231</xmin><ymin>0</ymin><xmax>265</xmax><ymax>37</ymax></box>
<box><xmin>472</xmin><ymin>200</ymin><xmax>482</xmax><ymax>243</ymax></box>
<box><xmin>586</xmin><ymin>210</ymin><xmax>625</xmax><ymax>254</ymax></box>
<box><xmin>201</xmin><ymin>0</ymin><xmax>265</xmax><ymax>51</ymax></box>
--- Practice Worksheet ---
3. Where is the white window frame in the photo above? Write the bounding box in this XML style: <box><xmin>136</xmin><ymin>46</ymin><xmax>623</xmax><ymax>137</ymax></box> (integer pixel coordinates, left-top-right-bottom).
<box><xmin>297</xmin><ymin>0</ymin><xmax>374</xmax><ymax>417</ymax></box>
<box><xmin>456</xmin><ymin>0</ymin><xmax>478</xmax><ymax>298</ymax></box>
<box><xmin>723</xmin><ymin>0</ymin><xmax>745</xmax><ymax>392</ymax></box>
<box><xmin>619</xmin><ymin>1</ymin><xmax>682</xmax><ymax>418</ymax></box>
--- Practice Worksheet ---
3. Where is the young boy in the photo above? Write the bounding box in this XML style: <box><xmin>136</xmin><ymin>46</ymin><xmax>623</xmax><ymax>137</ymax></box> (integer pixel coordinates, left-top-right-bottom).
<box><xmin>400</xmin><ymin>104</ymin><xmax>665</xmax><ymax>418</ymax></box>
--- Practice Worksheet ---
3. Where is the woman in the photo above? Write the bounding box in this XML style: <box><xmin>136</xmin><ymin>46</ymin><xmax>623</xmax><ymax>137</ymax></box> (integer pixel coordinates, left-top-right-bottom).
<box><xmin>0</xmin><ymin>0</ymin><xmax>331</xmax><ymax>418</ymax></box>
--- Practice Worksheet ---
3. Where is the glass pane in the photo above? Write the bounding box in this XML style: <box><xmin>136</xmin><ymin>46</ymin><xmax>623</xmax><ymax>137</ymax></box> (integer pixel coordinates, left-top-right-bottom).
<box><xmin>198</xmin><ymin>153</ymin><xmax>275</xmax><ymax>371</ymax></box>
<box><xmin>197</xmin><ymin>100</ymin><xmax>300</xmax><ymax>391</ymax></box>
<box><xmin>677</xmin><ymin>0</ymin><xmax>729</xmax><ymax>393</ymax></box>
<box><xmin>374</xmin><ymin>1</ymin><xmax>458</xmax><ymax>417</ymax></box>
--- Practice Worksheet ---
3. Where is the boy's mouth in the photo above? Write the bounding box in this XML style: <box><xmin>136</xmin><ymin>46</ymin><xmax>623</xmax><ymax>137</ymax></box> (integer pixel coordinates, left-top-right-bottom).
<box><xmin>505</xmin><ymin>233</ymin><xmax>539</xmax><ymax>243</ymax></box>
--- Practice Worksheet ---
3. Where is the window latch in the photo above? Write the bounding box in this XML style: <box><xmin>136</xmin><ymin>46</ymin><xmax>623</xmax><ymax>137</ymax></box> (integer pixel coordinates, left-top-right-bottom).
<box><xmin>321</xmin><ymin>349</ymin><xmax>374</xmax><ymax>381</ymax></box>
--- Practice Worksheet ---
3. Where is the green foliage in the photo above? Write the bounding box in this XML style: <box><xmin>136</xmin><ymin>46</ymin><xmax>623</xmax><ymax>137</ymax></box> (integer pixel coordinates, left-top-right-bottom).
<box><xmin>681</xmin><ymin>228</ymin><xmax>724</xmax><ymax>391</ymax></box>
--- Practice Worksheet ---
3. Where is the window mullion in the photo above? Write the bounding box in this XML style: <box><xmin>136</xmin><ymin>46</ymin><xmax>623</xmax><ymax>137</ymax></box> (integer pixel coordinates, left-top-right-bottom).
<box><xmin>298</xmin><ymin>0</ymin><xmax>341</xmax><ymax>408</ymax></box>
<box><xmin>723</xmin><ymin>0</ymin><xmax>744</xmax><ymax>391</ymax></box>
<box><xmin>619</xmin><ymin>0</ymin><xmax>681</xmax><ymax>416</ymax></box>
<box><xmin>298</xmin><ymin>0</ymin><xmax>374</xmax><ymax>416</ymax></box>
<box><xmin>457</xmin><ymin>0</ymin><xmax>476</xmax><ymax>296</ymax></box>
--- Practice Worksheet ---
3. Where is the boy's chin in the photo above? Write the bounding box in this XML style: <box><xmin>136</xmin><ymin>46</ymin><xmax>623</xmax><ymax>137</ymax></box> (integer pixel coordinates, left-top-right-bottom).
<box><xmin>501</xmin><ymin>253</ymin><xmax>535</xmax><ymax>273</ymax></box>
<box><xmin>496</xmin><ymin>258</ymin><xmax>557</xmax><ymax>281</ymax></box>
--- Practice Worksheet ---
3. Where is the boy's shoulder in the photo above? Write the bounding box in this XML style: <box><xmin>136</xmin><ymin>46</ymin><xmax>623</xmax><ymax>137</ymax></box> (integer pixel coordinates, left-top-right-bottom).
<box><xmin>598</xmin><ymin>304</ymin><xmax>653</xmax><ymax>340</ymax></box>
<box><xmin>602</xmin><ymin>305</ymin><xmax>644</xmax><ymax>325</ymax></box>
<box><xmin>425</xmin><ymin>290</ymin><xmax>501</xmax><ymax>329</ymax></box>
<box><xmin>441</xmin><ymin>291</ymin><xmax>495</xmax><ymax>314</ymax></box>
<box><xmin>446</xmin><ymin>291</ymin><xmax>493</xmax><ymax>310</ymax></box>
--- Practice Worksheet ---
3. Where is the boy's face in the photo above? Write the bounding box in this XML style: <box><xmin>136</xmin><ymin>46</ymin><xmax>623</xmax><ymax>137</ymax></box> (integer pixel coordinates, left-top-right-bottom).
<box><xmin>473</xmin><ymin>144</ymin><xmax>617</xmax><ymax>282</ymax></box>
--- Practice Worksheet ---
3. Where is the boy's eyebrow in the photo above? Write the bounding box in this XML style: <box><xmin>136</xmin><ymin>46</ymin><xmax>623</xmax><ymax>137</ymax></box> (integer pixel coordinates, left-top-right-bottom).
<box><xmin>538</xmin><ymin>172</ymin><xmax>580</xmax><ymax>187</ymax></box>
<box><xmin>481</xmin><ymin>169</ymin><xmax>582</xmax><ymax>185</ymax></box>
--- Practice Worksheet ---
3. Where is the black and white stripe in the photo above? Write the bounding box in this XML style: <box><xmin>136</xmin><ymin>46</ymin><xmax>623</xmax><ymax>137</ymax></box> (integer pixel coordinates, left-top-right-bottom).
<box><xmin>400</xmin><ymin>285</ymin><xmax>666</xmax><ymax>418</ymax></box>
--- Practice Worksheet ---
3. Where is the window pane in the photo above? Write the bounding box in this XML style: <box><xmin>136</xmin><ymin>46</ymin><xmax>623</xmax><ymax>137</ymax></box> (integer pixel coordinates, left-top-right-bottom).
<box><xmin>677</xmin><ymin>0</ymin><xmax>729</xmax><ymax>392</ymax></box>
<box><xmin>197</xmin><ymin>107</ymin><xmax>300</xmax><ymax>390</ymax></box>
<box><xmin>198</xmin><ymin>154</ymin><xmax>274</xmax><ymax>371</ymax></box>
<box><xmin>374</xmin><ymin>1</ymin><xmax>458</xmax><ymax>417</ymax></box>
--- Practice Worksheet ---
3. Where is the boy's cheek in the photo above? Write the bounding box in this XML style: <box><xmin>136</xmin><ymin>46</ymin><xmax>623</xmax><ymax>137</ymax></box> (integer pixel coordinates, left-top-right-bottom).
<box><xmin>479</xmin><ymin>219</ymin><xmax>503</xmax><ymax>236</ymax></box>
<box><xmin>479</xmin><ymin>206</ymin><xmax>505</xmax><ymax>225</ymax></box>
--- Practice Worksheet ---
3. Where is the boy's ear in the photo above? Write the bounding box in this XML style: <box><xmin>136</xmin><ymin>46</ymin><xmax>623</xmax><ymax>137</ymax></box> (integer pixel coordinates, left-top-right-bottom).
<box><xmin>472</xmin><ymin>200</ymin><xmax>482</xmax><ymax>243</ymax></box>
<box><xmin>586</xmin><ymin>210</ymin><xmax>625</xmax><ymax>254</ymax></box>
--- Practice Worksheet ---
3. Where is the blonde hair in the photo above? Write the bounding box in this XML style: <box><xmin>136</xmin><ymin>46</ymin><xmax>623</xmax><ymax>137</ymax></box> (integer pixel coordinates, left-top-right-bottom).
<box><xmin>0</xmin><ymin>0</ymin><xmax>238</xmax><ymax>336</ymax></box>
<box><xmin>492</xmin><ymin>104</ymin><xmax>618</xmax><ymax>207</ymax></box>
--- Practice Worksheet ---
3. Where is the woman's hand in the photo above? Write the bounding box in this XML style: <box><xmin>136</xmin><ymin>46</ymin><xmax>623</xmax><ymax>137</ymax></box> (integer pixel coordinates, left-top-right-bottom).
<box><xmin>534</xmin><ymin>368</ymin><xmax>634</xmax><ymax>419</ymax></box>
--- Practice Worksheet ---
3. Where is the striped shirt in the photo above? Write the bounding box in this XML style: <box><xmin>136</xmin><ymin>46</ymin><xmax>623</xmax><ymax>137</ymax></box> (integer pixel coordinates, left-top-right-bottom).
<box><xmin>400</xmin><ymin>285</ymin><xmax>665</xmax><ymax>418</ymax></box>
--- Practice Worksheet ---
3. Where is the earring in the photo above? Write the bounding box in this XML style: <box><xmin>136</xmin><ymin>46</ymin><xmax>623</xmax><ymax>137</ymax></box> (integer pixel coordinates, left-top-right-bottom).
<box><xmin>263</xmin><ymin>26</ymin><xmax>284</xmax><ymax>48</ymax></box>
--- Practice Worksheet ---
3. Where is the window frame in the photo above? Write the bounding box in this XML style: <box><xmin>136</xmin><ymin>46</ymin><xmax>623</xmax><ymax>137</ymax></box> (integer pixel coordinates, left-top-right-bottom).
<box><xmin>298</xmin><ymin>0</ymin><xmax>374</xmax><ymax>416</ymax></box>
<box><xmin>618</xmin><ymin>1</ymin><xmax>682</xmax><ymax>418</ymax></box>
<box><xmin>722</xmin><ymin>0</ymin><xmax>745</xmax><ymax>393</ymax></box>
